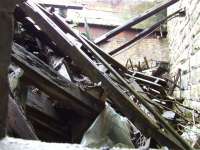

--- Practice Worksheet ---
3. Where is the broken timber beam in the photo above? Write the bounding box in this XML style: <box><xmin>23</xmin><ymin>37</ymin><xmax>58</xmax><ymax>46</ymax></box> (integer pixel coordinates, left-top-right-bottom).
<box><xmin>18</xmin><ymin>2</ymin><xmax>191</xmax><ymax>149</ymax></box>
<box><xmin>40</xmin><ymin>3</ymin><xmax>83</xmax><ymax>10</ymax></box>
<box><xmin>94</xmin><ymin>0</ymin><xmax>179</xmax><ymax>44</ymax></box>
<box><xmin>11</xmin><ymin>43</ymin><xmax>104</xmax><ymax>118</ymax></box>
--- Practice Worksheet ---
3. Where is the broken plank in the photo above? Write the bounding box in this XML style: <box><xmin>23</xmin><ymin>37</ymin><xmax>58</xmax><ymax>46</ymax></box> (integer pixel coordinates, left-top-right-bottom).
<box><xmin>11</xmin><ymin>43</ymin><xmax>104</xmax><ymax>118</ymax></box>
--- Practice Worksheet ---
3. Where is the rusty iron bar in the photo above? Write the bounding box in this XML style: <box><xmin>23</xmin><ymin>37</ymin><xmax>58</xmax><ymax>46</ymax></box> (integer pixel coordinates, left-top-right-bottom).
<box><xmin>94</xmin><ymin>0</ymin><xmax>179</xmax><ymax>44</ymax></box>
<box><xmin>109</xmin><ymin>9</ymin><xmax>182</xmax><ymax>55</ymax></box>
<box><xmin>169</xmin><ymin>69</ymin><xmax>181</xmax><ymax>96</ymax></box>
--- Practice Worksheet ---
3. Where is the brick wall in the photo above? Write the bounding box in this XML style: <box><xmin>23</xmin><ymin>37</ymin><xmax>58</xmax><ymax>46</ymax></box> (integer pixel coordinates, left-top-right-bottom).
<box><xmin>168</xmin><ymin>0</ymin><xmax>200</xmax><ymax>109</ymax></box>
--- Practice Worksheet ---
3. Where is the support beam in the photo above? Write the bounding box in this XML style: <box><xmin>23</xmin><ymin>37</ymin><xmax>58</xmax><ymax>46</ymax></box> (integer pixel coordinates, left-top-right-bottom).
<box><xmin>94</xmin><ymin>0</ymin><xmax>179</xmax><ymax>44</ymax></box>
<box><xmin>109</xmin><ymin>9</ymin><xmax>182</xmax><ymax>55</ymax></box>
<box><xmin>0</xmin><ymin>11</ymin><xmax>13</xmax><ymax>139</ymax></box>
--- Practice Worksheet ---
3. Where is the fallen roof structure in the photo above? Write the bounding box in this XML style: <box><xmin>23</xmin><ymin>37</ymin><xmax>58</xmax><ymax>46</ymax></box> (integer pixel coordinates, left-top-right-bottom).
<box><xmin>1</xmin><ymin>0</ymin><xmax>199</xmax><ymax>149</ymax></box>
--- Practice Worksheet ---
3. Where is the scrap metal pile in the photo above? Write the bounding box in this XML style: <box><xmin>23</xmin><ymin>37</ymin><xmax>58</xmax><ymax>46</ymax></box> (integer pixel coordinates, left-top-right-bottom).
<box><xmin>7</xmin><ymin>0</ymin><xmax>200</xmax><ymax>149</ymax></box>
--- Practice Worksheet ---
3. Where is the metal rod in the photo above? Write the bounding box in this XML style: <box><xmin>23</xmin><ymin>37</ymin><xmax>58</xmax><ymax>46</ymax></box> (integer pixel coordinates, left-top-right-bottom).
<box><xmin>169</xmin><ymin>69</ymin><xmax>181</xmax><ymax>95</ymax></box>
<box><xmin>94</xmin><ymin>0</ymin><xmax>179</xmax><ymax>44</ymax></box>
<box><xmin>109</xmin><ymin>9</ymin><xmax>181</xmax><ymax>55</ymax></box>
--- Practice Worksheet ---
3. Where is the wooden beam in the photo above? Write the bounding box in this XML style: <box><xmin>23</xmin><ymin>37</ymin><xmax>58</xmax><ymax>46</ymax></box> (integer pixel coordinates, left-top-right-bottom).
<box><xmin>0</xmin><ymin>11</ymin><xmax>13</xmax><ymax>139</ymax></box>
<box><xmin>40</xmin><ymin>3</ymin><xmax>83</xmax><ymax>10</ymax></box>
<box><xmin>11</xmin><ymin>43</ymin><xmax>104</xmax><ymax>118</ymax></box>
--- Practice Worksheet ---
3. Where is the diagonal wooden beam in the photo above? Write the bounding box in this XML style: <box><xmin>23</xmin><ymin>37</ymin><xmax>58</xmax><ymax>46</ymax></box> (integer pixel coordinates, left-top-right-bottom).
<box><xmin>11</xmin><ymin>43</ymin><xmax>105</xmax><ymax>118</ymax></box>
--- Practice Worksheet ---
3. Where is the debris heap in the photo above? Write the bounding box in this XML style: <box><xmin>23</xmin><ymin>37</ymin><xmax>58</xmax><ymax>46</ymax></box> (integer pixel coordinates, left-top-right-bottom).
<box><xmin>7</xmin><ymin>0</ymin><xmax>200</xmax><ymax>149</ymax></box>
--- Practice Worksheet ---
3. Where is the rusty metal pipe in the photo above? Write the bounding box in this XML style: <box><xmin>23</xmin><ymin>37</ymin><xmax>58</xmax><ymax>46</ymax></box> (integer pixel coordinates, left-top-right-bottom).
<box><xmin>94</xmin><ymin>0</ymin><xmax>179</xmax><ymax>44</ymax></box>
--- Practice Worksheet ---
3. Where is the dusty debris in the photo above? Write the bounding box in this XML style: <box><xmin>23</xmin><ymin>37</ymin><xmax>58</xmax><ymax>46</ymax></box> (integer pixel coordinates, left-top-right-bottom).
<box><xmin>3</xmin><ymin>0</ymin><xmax>200</xmax><ymax>149</ymax></box>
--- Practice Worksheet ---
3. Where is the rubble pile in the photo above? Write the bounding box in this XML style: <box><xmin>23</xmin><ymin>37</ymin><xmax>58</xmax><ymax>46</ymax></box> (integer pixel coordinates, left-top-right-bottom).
<box><xmin>7</xmin><ymin>0</ymin><xmax>200</xmax><ymax>149</ymax></box>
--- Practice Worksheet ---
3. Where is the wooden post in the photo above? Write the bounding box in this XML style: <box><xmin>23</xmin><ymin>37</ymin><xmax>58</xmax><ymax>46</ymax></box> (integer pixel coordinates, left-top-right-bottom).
<box><xmin>0</xmin><ymin>12</ymin><xmax>13</xmax><ymax>139</ymax></box>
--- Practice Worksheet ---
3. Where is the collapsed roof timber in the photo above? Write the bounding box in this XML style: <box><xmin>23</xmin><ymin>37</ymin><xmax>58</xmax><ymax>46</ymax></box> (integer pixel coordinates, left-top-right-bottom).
<box><xmin>1</xmin><ymin>0</ymin><xmax>198</xmax><ymax>149</ymax></box>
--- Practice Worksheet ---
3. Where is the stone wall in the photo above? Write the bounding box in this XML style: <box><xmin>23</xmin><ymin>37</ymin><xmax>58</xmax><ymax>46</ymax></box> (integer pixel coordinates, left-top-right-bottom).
<box><xmin>168</xmin><ymin>0</ymin><xmax>200</xmax><ymax>108</ymax></box>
